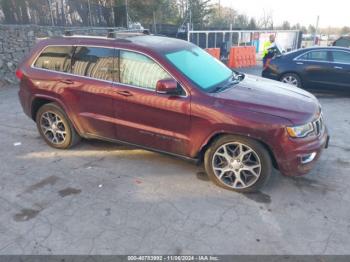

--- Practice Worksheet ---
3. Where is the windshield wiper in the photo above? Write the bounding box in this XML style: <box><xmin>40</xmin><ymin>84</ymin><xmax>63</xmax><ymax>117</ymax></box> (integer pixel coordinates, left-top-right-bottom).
<box><xmin>210</xmin><ymin>72</ymin><xmax>245</xmax><ymax>93</ymax></box>
<box><xmin>231</xmin><ymin>72</ymin><xmax>245</xmax><ymax>82</ymax></box>
<box><xmin>210</xmin><ymin>85</ymin><xmax>226</xmax><ymax>93</ymax></box>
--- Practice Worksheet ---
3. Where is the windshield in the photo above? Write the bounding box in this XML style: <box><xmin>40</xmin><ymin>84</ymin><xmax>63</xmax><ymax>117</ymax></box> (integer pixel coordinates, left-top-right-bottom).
<box><xmin>165</xmin><ymin>46</ymin><xmax>232</xmax><ymax>91</ymax></box>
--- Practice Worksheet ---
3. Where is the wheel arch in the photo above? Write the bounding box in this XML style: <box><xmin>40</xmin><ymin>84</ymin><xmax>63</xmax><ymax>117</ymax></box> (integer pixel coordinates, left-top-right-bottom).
<box><xmin>31</xmin><ymin>96</ymin><xmax>55</xmax><ymax>121</ymax></box>
<box><xmin>197</xmin><ymin>132</ymin><xmax>279</xmax><ymax>170</ymax></box>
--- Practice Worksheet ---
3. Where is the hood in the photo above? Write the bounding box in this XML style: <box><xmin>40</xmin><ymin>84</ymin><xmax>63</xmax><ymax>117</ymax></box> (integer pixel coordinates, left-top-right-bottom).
<box><xmin>213</xmin><ymin>74</ymin><xmax>320</xmax><ymax>125</ymax></box>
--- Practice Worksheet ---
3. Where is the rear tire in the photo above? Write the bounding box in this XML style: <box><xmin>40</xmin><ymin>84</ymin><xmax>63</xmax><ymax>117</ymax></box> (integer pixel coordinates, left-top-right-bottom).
<box><xmin>204</xmin><ymin>135</ymin><xmax>272</xmax><ymax>193</ymax></box>
<box><xmin>35</xmin><ymin>103</ymin><xmax>80</xmax><ymax>149</ymax></box>
<box><xmin>280</xmin><ymin>73</ymin><xmax>302</xmax><ymax>88</ymax></box>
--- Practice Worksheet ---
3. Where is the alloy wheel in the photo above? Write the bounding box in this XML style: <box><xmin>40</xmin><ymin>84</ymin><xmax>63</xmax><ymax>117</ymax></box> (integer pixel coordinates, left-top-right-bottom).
<box><xmin>212</xmin><ymin>142</ymin><xmax>262</xmax><ymax>189</ymax></box>
<box><xmin>40</xmin><ymin>111</ymin><xmax>67</xmax><ymax>144</ymax></box>
<box><xmin>281</xmin><ymin>75</ymin><xmax>299</xmax><ymax>86</ymax></box>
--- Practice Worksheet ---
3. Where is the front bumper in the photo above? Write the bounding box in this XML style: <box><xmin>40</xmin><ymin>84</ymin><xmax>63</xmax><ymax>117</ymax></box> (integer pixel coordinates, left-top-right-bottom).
<box><xmin>276</xmin><ymin>128</ymin><xmax>330</xmax><ymax>177</ymax></box>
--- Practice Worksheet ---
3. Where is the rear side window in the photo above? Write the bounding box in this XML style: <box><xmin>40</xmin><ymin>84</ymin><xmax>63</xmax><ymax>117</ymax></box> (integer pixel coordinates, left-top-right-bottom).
<box><xmin>332</xmin><ymin>51</ymin><xmax>350</xmax><ymax>64</ymax></box>
<box><xmin>119</xmin><ymin>50</ymin><xmax>171</xmax><ymax>90</ymax></box>
<box><xmin>34</xmin><ymin>46</ymin><xmax>73</xmax><ymax>72</ymax></box>
<box><xmin>298</xmin><ymin>50</ymin><xmax>329</xmax><ymax>62</ymax></box>
<box><xmin>71</xmin><ymin>47</ymin><xmax>117</xmax><ymax>81</ymax></box>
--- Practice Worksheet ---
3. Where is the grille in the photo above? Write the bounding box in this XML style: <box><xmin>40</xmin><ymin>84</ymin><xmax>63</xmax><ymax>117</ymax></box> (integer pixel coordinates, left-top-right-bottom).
<box><xmin>313</xmin><ymin>114</ymin><xmax>324</xmax><ymax>136</ymax></box>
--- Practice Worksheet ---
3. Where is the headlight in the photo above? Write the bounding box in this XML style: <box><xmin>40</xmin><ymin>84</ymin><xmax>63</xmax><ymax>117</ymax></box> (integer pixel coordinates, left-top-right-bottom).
<box><xmin>286</xmin><ymin>123</ymin><xmax>314</xmax><ymax>138</ymax></box>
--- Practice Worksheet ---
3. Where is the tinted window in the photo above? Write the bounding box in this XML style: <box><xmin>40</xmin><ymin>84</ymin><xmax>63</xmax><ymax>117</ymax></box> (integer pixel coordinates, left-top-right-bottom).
<box><xmin>332</xmin><ymin>51</ymin><xmax>350</xmax><ymax>64</ymax></box>
<box><xmin>166</xmin><ymin>47</ymin><xmax>232</xmax><ymax>90</ymax></box>
<box><xmin>34</xmin><ymin>46</ymin><xmax>73</xmax><ymax>72</ymax></box>
<box><xmin>72</xmin><ymin>47</ymin><xmax>117</xmax><ymax>81</ymax></box>
<box><xmin>119</xmin><ymin>50</ymin><xmax>171</xmax><ymax>90</ymax></box>
<box><xmin>299</xmin><ymin>50</ymin><xmax>329</xmax><ymax>61</ymax></box>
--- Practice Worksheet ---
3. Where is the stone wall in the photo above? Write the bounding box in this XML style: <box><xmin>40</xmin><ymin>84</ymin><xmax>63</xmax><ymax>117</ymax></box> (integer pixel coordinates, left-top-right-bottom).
<box><xmin>0</xmin><ymin>25</ymin><xmax>112</xmax><ymax>85</ymax></box>
<box><xmin>0</xmin><ymin>25</ymin><xmax>66</xmax><ymax>84</ymax></box>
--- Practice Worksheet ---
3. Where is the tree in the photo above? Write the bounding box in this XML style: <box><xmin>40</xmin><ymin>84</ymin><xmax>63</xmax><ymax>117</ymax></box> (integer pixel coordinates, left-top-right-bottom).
<box><xmin>67</xmin><ymin>0</ymin><xmax>90</xmax><ymax>25</ymax></box>
<box><xmin>259</xmin><ymin>10</ymin><xmax>273</xmax><ymax>29</ymax></box>
<box><xmin>281</xmin><ymin>21</ymin><xmax>290</xmax><ymax>30</ymax></box>
<box><xmin>188</xmin><ymin>0</ymin><xmax>212</xmax><ymax>29</ymax></box>
<box><xmin>0</xmin><ymin>0</ymin><xmax>16</xmax><ymax>23</ymax></box>
<box><xmin>209</xmin><ymin>4</ymin><xmax>236</xmax><ymax>29</ymax></box>
<box><xmin>124</xmin><ymin>0</ymin><xmax>180</xmax><ymax>26</ymax></box>
<box><xmin>248</xmin><ymin>18</ymin><xmax>258</xmax><ymax>30</ymax></box>
<box><xmin>234</xmin><ymin>14</ymin><xmax>248</xmax><ymax>29</ymax></box>
<box><xmin>300</xmin><ymin>26</ymin><xmax>307</xmax><ymax>34</ymax></box>
<box><xmin>308</xmin><ymin>24</ymin><xmax>316</xmax><ymax>34</ymax></box>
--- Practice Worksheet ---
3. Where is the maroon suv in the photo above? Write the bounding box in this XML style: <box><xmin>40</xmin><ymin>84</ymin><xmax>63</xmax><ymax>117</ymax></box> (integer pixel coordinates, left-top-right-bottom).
<box><xmin>17</xmin><ymin>33</ymin><xmax>329</xmax><ymax>192</ymax></box>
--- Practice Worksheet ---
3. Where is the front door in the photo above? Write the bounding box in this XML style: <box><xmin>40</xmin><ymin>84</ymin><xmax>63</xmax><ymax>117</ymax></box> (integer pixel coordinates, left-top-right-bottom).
<box><xmin>112</xmin><ymin>50</ymin><xmax>191</xmax><ymax>156</ymax></box>
<box><xmin>297</xmin><ymin>49</ymin><xmax>333</xmax><ymax>89</ymax></box>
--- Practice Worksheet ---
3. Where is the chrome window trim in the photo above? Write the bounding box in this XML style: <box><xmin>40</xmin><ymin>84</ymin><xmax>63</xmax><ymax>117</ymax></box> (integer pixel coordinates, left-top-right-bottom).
<box><xmin>294</xmin><ymin>49</ymin><xmax>350</xmax><ymax>65</ymax></box>
<box><xmin>29</xmin><ymin>66</ymin><xmax>115</xmax><ymax>85</ymax></box>
<box><xmin>30</xmin><ymin>44</ymin><xmax>189</xmax><ymax>98</ymax></box>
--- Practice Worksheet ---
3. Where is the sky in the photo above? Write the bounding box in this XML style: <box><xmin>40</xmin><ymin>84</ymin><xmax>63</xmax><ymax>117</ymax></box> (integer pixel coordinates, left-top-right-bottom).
<box><xmin>218</xmin><ymin>0</ymin><xmax>350</xmax><ymax>28</ymax></box>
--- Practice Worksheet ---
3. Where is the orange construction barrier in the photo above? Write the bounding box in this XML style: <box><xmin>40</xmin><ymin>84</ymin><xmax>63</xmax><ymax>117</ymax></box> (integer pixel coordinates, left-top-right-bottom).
<box><xmin>227</xmin><ymin>46</ymin><xmax>257</xmax><ymax>68</ymax></box>
<box><xmin>205</xmin><ymin>48</ymin><xmax>220</xmax><ymax>60</ymax></box>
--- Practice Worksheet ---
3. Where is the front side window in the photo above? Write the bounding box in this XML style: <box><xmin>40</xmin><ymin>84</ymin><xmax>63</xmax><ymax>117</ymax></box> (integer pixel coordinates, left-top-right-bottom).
<box><xmin>165</xmin><ymin>46</ymin><xmax>232</xmax><ymax>91</ymax></box>
<box><xmin>332</xmin><ymin>51</ymin><xmax>350</xmax><ymax>64</ymax></box>
<box><xmin>71</xmin><ymin>47</ymin><xmax>117</xmax><ymax>81</ymax></box>
<box><xmin>298</xmin><ymin>50</ymin><xmax>329</xmax><ymax>62</ymax></box>
<box><xmin>34</xmin><ymin>46</ymin><xmax>73</xmax><ymax>72</ymax></box>
<box><xmin>119</xmin><ymin>50</ymin><xmax>171</xmax><ymax>90</ymax></box>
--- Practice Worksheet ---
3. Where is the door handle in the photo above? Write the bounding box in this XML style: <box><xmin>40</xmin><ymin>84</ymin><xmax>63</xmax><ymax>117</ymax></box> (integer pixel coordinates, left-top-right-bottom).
<box><xmin>116</xmin><ymin>90</ymin><xmax>133</xmax><ymax>97</ymax></box>
<box><xmin>334</xmin><ymin>66</ymin><xmax>343</xmax><ymax>70</ymax></box>
<box><xmin>60</xmin><ymin>79</ymin><xmax>74</xmax><ymax>84</ymax></box>
<box><xmin>296</xmin><ymin>62</ymin><xmax>304</xmax><ymax>65</ymax></box>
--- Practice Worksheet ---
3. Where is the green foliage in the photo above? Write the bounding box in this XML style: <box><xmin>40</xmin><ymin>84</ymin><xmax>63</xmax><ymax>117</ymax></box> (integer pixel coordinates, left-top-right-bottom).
<box><xmin>188</xmin><ymin>0</ymin><xmax>213</xmax><ymax>29</ymax></box>
<box><xmin>208</xmin><ymin>4</ymin><xmax>234</xmax><ymax>28</ymax></box>
<box><xmin>126</xmin><ymin>0</ymin><xmax>179</xmax><ymax>25</ymax></box>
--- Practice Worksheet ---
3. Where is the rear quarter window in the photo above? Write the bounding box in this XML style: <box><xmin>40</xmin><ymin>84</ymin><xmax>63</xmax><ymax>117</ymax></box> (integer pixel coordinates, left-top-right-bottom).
<box><xmin>34</xmin><ymin>46</ymin><xmax>73</xmax><ymax>72</ymax></box>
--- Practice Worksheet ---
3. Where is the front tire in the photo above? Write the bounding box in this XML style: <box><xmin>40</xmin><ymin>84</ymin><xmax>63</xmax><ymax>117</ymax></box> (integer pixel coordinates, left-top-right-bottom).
<box><xmin>204</xmin><ymin>135</ymin><xmax>272</xmax><ymax>193</ymax></box>
<box><xmin>36</xmin><ymin>103</ymin><xmax>80</xmax><ymax>149</ymax></box>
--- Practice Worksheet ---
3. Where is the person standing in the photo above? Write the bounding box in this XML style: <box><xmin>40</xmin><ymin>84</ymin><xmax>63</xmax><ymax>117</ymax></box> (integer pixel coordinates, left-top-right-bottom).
<box><xmin>262</xmin><ymin>34</ymin><xmax>276</xmax><ymax>68</ymax></box>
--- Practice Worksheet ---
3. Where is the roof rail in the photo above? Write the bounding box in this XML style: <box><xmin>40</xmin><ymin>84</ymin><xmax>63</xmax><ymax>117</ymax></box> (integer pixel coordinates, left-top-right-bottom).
<box><xmin>107</xmin><ymin>29</ymin><xmax>150</xmax><ymax>38</ymax></box>
<box><xmin>63</xmin><ymin>27</ymin><xmax>150</xmax><ymax>38</ymax></box>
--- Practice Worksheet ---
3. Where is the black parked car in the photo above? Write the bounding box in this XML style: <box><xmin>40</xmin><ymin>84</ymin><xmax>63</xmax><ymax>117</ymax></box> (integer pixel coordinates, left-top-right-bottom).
<box><xmin>262</xmin><ymin>47</ymin><xmax>350</xmax><ymax>92</ymax></box>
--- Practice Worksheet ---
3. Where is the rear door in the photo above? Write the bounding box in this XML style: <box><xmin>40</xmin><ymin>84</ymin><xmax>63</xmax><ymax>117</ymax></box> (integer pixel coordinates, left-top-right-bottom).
<box><xmin>66</xmin><ymin>46</ymin><xmax>119</xmax><ymax>139</ymax></box>
<box><xmin>112</xmin><ymin>49</ymin><xmax>191</xmax><ymax>156</ymax></box>
<box><xmin>295</xmin><ymin>50</ymin><xmax>333</xmax><ymax>89</ymax></box>
<box><xmin>329</xmin><ymin>50</ymin><xmax>350</xmax><ymax>91</ymax></box>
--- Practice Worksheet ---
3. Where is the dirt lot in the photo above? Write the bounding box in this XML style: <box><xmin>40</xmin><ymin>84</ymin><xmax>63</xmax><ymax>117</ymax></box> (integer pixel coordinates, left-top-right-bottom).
<box><xmin>0</xmin><ymin>80</ymin><xmax>350</xmax><ymax>254</ymax></box>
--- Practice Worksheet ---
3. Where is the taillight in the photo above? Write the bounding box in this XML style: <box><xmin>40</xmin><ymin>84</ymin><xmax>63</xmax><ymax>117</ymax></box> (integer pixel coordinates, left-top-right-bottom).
<box><xmin>16</xmin><ymin>69</ymin><xmax>23</xmax><ymax>80</ymax></box>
